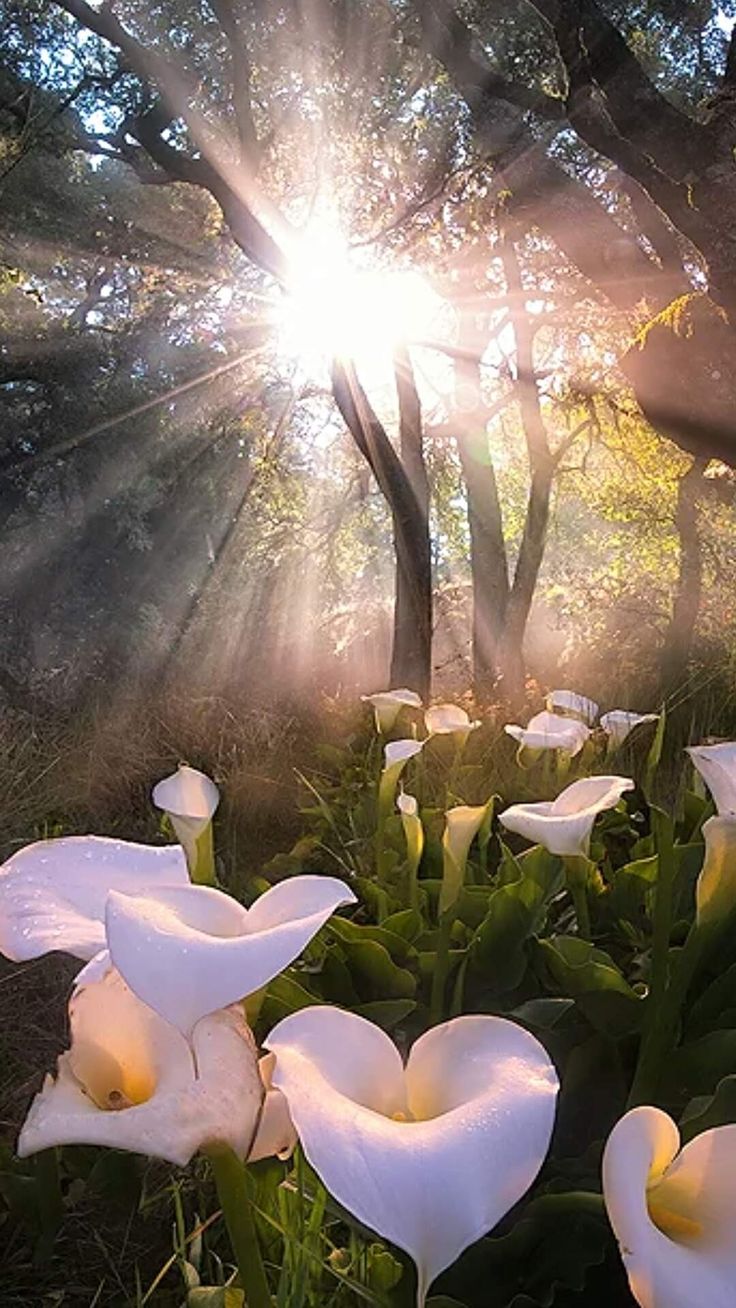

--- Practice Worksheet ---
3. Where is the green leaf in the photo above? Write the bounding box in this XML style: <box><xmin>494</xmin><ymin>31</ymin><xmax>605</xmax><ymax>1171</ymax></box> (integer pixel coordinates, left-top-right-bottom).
<box><xmin>355</xmin><ymin>999</ymin><xmax>416</xmax><ymax>1029</ymax></box>
<box><xmin>511</xmin><ymin>998</ymin><xmax>575</xmax><ymax>1031</ymax></box>
<box><xmin>535</xmin><ymin>936</ymin><xmax>644</xmax><ymax>1035</ymax></box>
<box><xmin>340</xmin><ymin>938</ymin><xmax>416</xmax><ymax>1000</ymax></box>
<box><xmin>327</xmin><ymin>915</ymin><xmax>416</xmax><ymax>964</ymax></box>
<box><xmin>681</xmin><ymin>1074</ymin><xmax>736</xmax><ymax>1142</ymax></box>
<box><xmin>187</xmin><ymin>1290</ymin><xmax>244</xmax><ymax>1307</ymax></box>
<box><xmin>470</xmin><ymin>848</ymin><xmax>562</xmax><ymax>994</ymax></box>
<box><xmin>607</xmin><ymin>854</ymin><xmax>657</xmax><ymax>924</ymax></box>
<box><xmin>260</xmin><ymin>973</ymin><xmax>319</xmax><ymax>1025</ymax></box>
<box><xmin>366</xmin><ymin>1243</ymin><xmax>404</xmax><ymax>1293</ymax></box>
<box><xmin>667</xmin><ymin>1030</ymin><xmax>736</xmax><ymax>1095</ymax></box>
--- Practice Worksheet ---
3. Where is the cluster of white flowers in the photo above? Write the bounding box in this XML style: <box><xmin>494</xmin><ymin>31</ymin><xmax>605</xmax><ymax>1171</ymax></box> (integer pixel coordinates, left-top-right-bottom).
<box><xmin>1</xmin><ymin>712</ymin><xmax>735</xmax><ymax>1308</ymax></box>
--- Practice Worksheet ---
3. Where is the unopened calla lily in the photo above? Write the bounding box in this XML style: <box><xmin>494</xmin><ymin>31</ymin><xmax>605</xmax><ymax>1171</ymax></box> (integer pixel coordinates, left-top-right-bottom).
<box><xmin>152</xmin><ymin>764</ymin><xmax>220</xmax><ymax>884</ymax></box>
<box><xmin>603</xmin><ymin>1105</ymin><xmax>736</xmax><ymax>1308</ymax></box>
<box><xmin>266</xmin><ymin>1007</ymin><xmax>559</xmax><ymax>1306</ymax></box>
<box><xmin>361</xmin><ymin>688</ymin><xmax>422</xmax><ymax>734</ymax></box>
<box><xmin>105</xmin><ymin>875</ymin><xmax>356</xmax><ymax>1034</ymax></box>
<box><xmin>499</xmin><ymin>775</ymin><xmax>634</xmax><ymax>858</ymax></box>
<box><xmin>397</xmin><ymin>792</ymin><xmax>424</xmax><ymax>907</ymax></box>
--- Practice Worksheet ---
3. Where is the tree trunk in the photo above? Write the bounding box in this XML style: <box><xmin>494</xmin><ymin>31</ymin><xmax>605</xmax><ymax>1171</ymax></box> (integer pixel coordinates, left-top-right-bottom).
<box><xmin>331</xmin><ymin>359</ymin><xmax>432</xmax><ymax>698</ymax></box>
<box><xmin>392</xmin><ymin>346</ymin><xmax>433</xmax><ymax>697</ymax></box>
<box><xmin>660</xmin><ymin>456</ymin><xmax>708</xmax><ymax>695</ymax></box>
<box><xmin>452</xmin><ymin>315</ymin><xmax>510</xmax><ymax>695</ymax></box>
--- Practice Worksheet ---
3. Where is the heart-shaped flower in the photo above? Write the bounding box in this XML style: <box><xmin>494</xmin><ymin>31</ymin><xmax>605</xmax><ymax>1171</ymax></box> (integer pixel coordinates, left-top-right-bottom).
<box><xmin>105</xmin><ymin>875</ymin><xmax>356</xmax><ymax>1034</ymax></box>
<box><xmin>0</xmin><ymin>836</ymin><xmax>189</xmax><ymax>963</ymax></box>
<box><xmin>266</xmin><ymin>1007</ymin><xmax>558</xmax><ymax>1305</ymax></box>
<box><xmin>603</xmin><ymin>1105</ymin><xmax>736</xmax><ymax>1308</ymax></box>
<box><xmin>500</xmin><ymin>775</ymin><xmax>634</xmax><ymax>857</ymax></box>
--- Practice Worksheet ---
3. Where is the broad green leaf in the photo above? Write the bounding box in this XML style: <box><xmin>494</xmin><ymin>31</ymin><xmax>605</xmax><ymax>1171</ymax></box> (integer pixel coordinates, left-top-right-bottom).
<box><xmin>681</xmin><ymin>1074</ymin><xmax>736</xmax><ymax>1141</ymax></box>
<box><xmin>535</xmin><ymin>936</ymin><xmax>644</xmax><ymax>1035</ymax></box>
<box><xmin>339</xmin><ymin>938</ymin><xmax>416</xmax><ymax>1000</ymax></box>
<box><xmin>355</xmin><ymin>999</ymin><xmax>416</xmax><ymax>1028</ymax></box>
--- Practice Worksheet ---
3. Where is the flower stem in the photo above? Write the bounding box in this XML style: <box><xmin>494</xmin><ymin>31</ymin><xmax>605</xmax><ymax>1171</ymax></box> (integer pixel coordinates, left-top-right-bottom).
<box><xmin>207</xmin><ymin>1146</ymin><xmax>271</xmax><ymax>1308</ymax></box>
<box><xmin>430</xmin><ymin>915</ymin><xmax>452</xmax><ymax>1024</ymax></box>
<box><xmin>193</xmin><ymin>823</ymin><xmax>217</xmax><ymax>886</ymax></box>
<box><xmin>563</xmin><ymin>856</ymin><xmax>591</xmax><ymax>940</ymax></box>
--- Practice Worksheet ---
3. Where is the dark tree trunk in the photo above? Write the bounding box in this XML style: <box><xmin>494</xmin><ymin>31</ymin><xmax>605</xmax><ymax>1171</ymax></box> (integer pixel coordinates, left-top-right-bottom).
<box><xmin>660</xmin><ymin>457</ymin><xmax>708</xmax><ymax>695</ymax></box>
<box><xmin>331</xmin><ymin>359</ymin><xmax>432</xmax><ymax>698</ymax></box>
<box><xmin>392</xmin><ymin>346</ymin><xmax>432</xmax><ymax>697</ymax></box>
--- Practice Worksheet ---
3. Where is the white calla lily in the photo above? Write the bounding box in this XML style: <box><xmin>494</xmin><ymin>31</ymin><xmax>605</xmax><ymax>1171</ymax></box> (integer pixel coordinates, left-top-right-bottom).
<box><xmin>687</xmin><ymin>742</ymin><xmax>736</xmax><ymax>815</ymax></box>
<box><xmin>424</xmin><ymin>704</ymin><xmax>481</xmax><ymax>742</ymax></box>
<box><xmin>153</xmin><ymin>765</ymin><xmax>220</xmax><ymax>884</ymax></box>
<box><xmin>17</xmin><ymin>969</ymin><xmax>264</xmax><ymax>1167</ymax></box>
<box><xmin>378</xmin><ymin>738</ymin><xmax>424</xmax><ymax>825</ymax></box>
<box><xmin>601</xmin><ymin>711</ymin><xmax>659</xmax><ymax>749</ymax></box>
<box><xmin>505</xmin><ymin>711</ymin><xmax>590</xmax><ymax>757</ymax></box>
<box><xmin>440</xmin><ymin>801</ymin><xmax>493</xmax><ymax>916</ymax></box>
<box><xmin>0</xmin><ymin>836</ymin><xmax>189</xmax><ymax>964</ymax></box>
<box><xmin>547</xmin><ymin>690</ymin><xmax>599</xmax><ymax>725</ymax></box>
<box><xmin>106</xmin><ymin>875</ymin><xmax>356</xmax><ymax>1034</ymax></box>
<box><xmin>695</xmin><ymin>814</ymin><xmax>736</xmax><ymax>928</ymax></box>
<box><xmin>361</xmin><ymin>689</ymin><xmax>423</xmax><ymax>734</ymax></box>
<box><xmin>500</xmin><ymin>775</ymin><xmax>634</xmax><ymax>857</ymax></box>
<box><xmin>603</xmin><ymin>1105</ymin><xmax>736</xmax><ymax>1308</ymax></box>
<box><xmin>397</xmin><ymin>792</ymin><xmax>424</xmax><ymax>908</ymax></box>
<box><xmin>267</xmin><ymin>1007</ymin><xmax>558</xmax><ymax>1305</ymax></box>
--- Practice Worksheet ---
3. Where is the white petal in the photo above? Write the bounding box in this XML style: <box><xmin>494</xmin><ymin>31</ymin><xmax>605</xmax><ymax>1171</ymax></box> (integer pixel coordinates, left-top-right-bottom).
<box><xmin>441</xmin><ymin>803</ymin><xmax>492</xmax><ymax>915</ymax></box>
<box><xmin>687</xmin><ymin>744</ymin><xmax>736</xmax><ymax>816</ymax></box>
<box><xmin>249</xmin><ymin>1053</ymin><xmax>297</xmax><ymax>1161</ymax></box>
<box><xmin>425</xmin><ymin>704</ymin><xmax>471</xmax><ymax>735</ymax></box>
<box><xmin>384</xmin><ymin>739</ymin><xmax>424</xmax><ymax>769</ymax></box>
<box><xmin>267</xmin><ymin>1008</ymin><xmax>557</xmax><ymax>1305</ymax></box>
<box><xmin>0</xmin><ymin>836</ymin><xmax>189</xmax><ymax>963</ymax></box>
<box><xmin>505</xmin><ymin>712</ymin><xmax>590</xmax><ymax>756</ymax></box>
<box><xmin>362</xmin><ymin>691</ymin><xmax>423</xmax><ymax>733</ymax></box>
<box><xmin>152</xmin><ymin>765</ymin><xmax>220</xmax><ymax>824</ymax></box>
<box><xmin>397</xmin><ymin>792</ymin><xmax>419</xmax><ymax>817</ymax></box>
<box><xmin>550</xmin><ymin>776</ymin><xmax>634</xmax><ymax>817</ymax></box>
<box><xmin>17</xmin><ymin>971</ymin><xmax>262</xmax><ymax>1166</ymax></box>
<box><xmin>696</xmin><ymin>815</ymin><xmax>736</xmax><ymax>927</ymax></box>
<box><xmin>106</xmin><ymin>876</ymin><xmax>356</xmax><ymax>1033</ymax></box>
<box><xmin>600</xmin><ymin>711</ymin><xmax>659</xmax><ymax>748</ymax></box>
<box><xmin>500</xmin><ymin>776</ymin><xmax>633</xmax><ymax>857</ymax></box>
<box><xmin>603</xmin><ymin>1106</ymin><xmax>736</xmax><ymax>1308</ymax></box>
<box><xmin>547</xmin><ymin>690</ymin><xmax>599</xmax><ymax>725</ymax></box>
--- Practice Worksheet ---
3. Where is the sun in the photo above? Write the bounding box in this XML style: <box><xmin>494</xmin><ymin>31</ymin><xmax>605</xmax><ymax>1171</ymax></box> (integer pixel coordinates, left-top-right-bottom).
<box><xmin>276</xmin><ymin>219</ymin><xmax>440</xmax><ymax>382</ymax></box>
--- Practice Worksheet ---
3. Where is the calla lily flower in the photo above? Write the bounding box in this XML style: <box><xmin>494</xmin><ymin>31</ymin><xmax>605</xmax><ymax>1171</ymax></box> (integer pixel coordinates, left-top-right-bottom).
<box><xmin>361</xmin><ymin>689</ymin><xmax>423</xmax><ymax>734</ymax></box>
<box><xmin>601</xmin><ymin>711</ymin><xmax>659</xmax><ymax>749</ymax></box>
<box><xmin>152</xmin><ymin>765</ymin><xmax>220</xmax><ymax>884</ymax></box>
<box><xmin>378</xmin><ymin>738</ymin><xmax>424</xmax><ymax>821</ymax></box>
<box><xmin>547</xmin><ymin>690</ymin><xmax>599</xmax><ymax>725</ymax></box>
<box><xmin>17</xmin><ymin>969</ymin><xmax>267</xmax><ymax>1166</ymax></box>
<box><xmin>424</xmin><ymin>704</ymin><xmax>481</xmax><ymax>743</ymax></box>
<box><xmin>499</xmin><ymin>775</ymin><xmax>634</xmax><ymax>858</ymax></box>
<box><xmin>440</xmin><ymin>801</ymin><xmax>493</xmax><ymax>916</ymax></box>
<box><xmin>603</xmin><ymin>1105</ymin><xmax>736</xmax><ymax>1308</ymax></box>
<box><xmin>687</xmin><ymin>742</ymin><xmax>736</xmax><ymax>815</ymax></box>
<box><xmin>505</xmin><ymin>711</ymin><xmax>590</xmax><ymax>757</ymax></box>
<box><xmin>266</xmin><ymin>1007</ymin><xmax>558</xmax><ymax>1305</ymax></box>
<box><xmin>695</xmin><ymin>814</ymin><xmax>736</xmax><ymax>928</ymax></box>
<box><xmin>0</xmin><ymin>836</ymin><xmax>189</xmax><ymax>963</ymax></box>
<box><xmin>105</xmin><ymin>875</ymin><xmax>356</xmax><ymax>1034</ymax></box>
<box><xmin>397</xmin><ymin>792</ymin><xmax>424</xmax><ymax>906</ymax></box>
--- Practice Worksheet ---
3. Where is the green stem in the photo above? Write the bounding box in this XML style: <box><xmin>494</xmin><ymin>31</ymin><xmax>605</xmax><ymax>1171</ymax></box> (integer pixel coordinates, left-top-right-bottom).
<box><xmin>628</xmin><ymin>809</ymin><xmax>677</xmax><ymax>1105</ymax></box>
<box><xmin>207</xmin><ymin>1146</ymin><xmax>271</xmax><ymax>1308</ymax></box>
<box><xmin>563</xmin><ymin>856</ymin><xmax>592</xmax><ymax>940</ymax></box>
<box><xmin>430</xmin><ymin>915</ymin><xmax>452</xmax><ymax>1024</ymax></box>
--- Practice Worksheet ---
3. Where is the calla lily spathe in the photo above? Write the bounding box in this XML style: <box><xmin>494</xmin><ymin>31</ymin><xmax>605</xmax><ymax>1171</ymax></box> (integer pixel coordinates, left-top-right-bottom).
<box><xmin>440</xmin><ymin>801</ymin><xmax>492</xmax><ymax>916</ymax></box>
<box><xmin>0</xmin><ymin>836</ymin><xmax>189</xmax><ymax>963</ymax></box>
<box><xmin>695</xmin><ymin>814</ymin><xmax>736</xmax><ymax>928</ymax></box>
<box><xmin>17</xmin><ymin>969</ymin><xmax>284</xmax><ymax>1167</ymax></box>
<box><xmin>547</xmin><ymin>689</ymin><xmax>600</xmax><ymax>725</ymax></box>
<box><xmin>152</xmin><ymin>764</ymin><xmax>220</xmax><ymax>881</ymax></box>
<box><xmin>500</xmin><ymin>775</ymin><xmax>634</xmax><ymax>857</ymax></box>
<box><xmin>505</xmin><ymin>711</ymin><xmax>590</xmax><ymax>757</ymax></box>
<box><xmin>266</xmin><ymin>1007</ymin><xmax>558</xmax><ymax>1306</ymax></box>
<box><xmin>600</xmin><ymin>711</ymin><xmax>660</xmax><ymax>749</ymax></box>
<box><xmin>603</xmin><ymin>1105</ymin><xmax>736</xmax><ymax>1308</ymax></box>
<box><xmin>106</xmin><ymin>876</ymin><xmax>356</xmax><ymax>1034</ymax></box>
<box><xmin>687</xmin><ymin>742</ymin><xmax>736</xmax><ymax>815</ymax></box>
<box><xmin>424</xmin><ymin>704</ymin><xmax>480</xmax><ymax>742</ymax></box>
<box><xmin>362</xmin><ymin>689</ymin><xmax>422</xmax><ymax>733</ymax></box>
<box><xmin>397</xmin><ymin>792</ymin><xmax>424</xmax><ymax>882</ymax></box>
